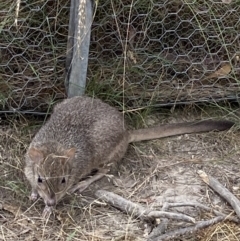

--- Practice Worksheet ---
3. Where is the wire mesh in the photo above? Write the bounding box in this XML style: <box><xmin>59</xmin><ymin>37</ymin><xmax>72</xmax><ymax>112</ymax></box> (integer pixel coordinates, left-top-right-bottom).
<box><xmin>0</xmin><ymin>0</ymin><xmax>69</xmax><ymax>113</ymax></box>
<box><xmin>1</xmin><ymin>0</ymin><xmax>240</xmax><ymax>113</ymax></box>
<box><xmin>87</xmin><ymin>0</ymin><xmax>240</xmax><ymax>107</ymax></box>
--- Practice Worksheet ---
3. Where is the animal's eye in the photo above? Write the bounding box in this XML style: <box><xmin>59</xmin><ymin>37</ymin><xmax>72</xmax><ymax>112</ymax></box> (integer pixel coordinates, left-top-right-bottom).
<box><xmin>38</xmin><ymin>176</ymin><xmax>43</xmax><ymax>183</ymax></box>
<box><xmin>61</xmin><ymin>177</ymin><xmax>66</xmax><ymax>184</ymax></box>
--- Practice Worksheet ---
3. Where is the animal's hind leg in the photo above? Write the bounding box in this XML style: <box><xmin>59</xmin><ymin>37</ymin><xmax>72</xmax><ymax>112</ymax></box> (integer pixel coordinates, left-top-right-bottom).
<box><xmin>69</xmin><ymin>135</ymin><xmax>129</xmax><ymax>194</ymax></box>
<box><xmin>69</xmin><ymin>168</ymin><xmax>109</xmax><ymax>194</ymax></box>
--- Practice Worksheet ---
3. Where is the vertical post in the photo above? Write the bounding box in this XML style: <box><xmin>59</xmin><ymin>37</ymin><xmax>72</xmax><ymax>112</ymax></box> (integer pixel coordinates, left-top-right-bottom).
<box><xmin>65</xmin><ymin>0</ymin><xmax>92</xmax><ymax>97</ymax></box>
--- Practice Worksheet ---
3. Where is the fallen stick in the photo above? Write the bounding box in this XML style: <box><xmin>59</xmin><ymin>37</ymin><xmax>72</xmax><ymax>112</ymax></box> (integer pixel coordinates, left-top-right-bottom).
<box><xmin>0</xmin><ymin>201</ymin><xmax>23</xmax><ymax>217</ymax></box>
<box><xmin>148</xmin><ymin>201</ymin><xmax>239</xmax><ymax>239</ymax></box>
<box><xmin>198</xmin><ymin>170</ymin><xmax>240</xmax><ymax>219</ymax></box>
<box><xmin>162</xmin><ymin>202</ymin><xmax>239</xmax><ymax>223</ymax></box>
<box><xmin>148</xmin><ymin>202</ymin><xmax>169</xmax><ymax>238</ymax></box>
<box><xmin>95</xmin><ymin>190</ymin><xmax>195</xmax><ymax>223</ymax></box>
<box><xmin>148</xmin><ymin>216</ymin><xmax>226</xmax><ymax>241</ymax></box>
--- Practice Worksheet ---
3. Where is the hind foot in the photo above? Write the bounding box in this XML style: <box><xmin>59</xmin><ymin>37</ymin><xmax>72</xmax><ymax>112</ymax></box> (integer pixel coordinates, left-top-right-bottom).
<box><xmin>69</xmin><ymin>168</ymin><xmax>109</xmax><ymax>194</ymax></box>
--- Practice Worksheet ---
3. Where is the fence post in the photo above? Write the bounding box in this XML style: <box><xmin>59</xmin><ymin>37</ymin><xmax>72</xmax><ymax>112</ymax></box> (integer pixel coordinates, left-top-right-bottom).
<box><xmin>65</xmin><ymin>0</ymin><xmax>92</xmax><ymax>97</ymax></box>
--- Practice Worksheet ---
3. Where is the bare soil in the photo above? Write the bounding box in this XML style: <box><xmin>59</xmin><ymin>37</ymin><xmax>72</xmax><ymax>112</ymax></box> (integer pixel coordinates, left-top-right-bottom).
<box><xmin>1</xmin><ymin>106</ymin><xmax>240</xmax><ymax>241</ymax></box>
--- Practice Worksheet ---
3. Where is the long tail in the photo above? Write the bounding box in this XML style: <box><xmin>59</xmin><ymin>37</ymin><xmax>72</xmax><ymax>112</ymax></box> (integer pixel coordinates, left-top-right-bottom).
<box><xmin>128</xmin><ymin>120</ymin><xmax>234</xmax><ymax>143</ymax></box>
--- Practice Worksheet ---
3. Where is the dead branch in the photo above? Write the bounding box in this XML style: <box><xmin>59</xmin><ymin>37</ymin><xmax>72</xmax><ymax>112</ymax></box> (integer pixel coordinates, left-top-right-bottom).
<box><xmin>148</xmin><ymin>201</ymin><xmax>239</xmax><ymax>239</ymax></box>
<box><xmin>162</xmin><ymin>202</ymin><xmax>239</xmax><ymax>223</ymax></box>
<box><xmin>198</xmin><ymin>170</ymin><xmax>240</xmax><ymax>219</ymax></box>
<box><xmin>148</xmin><ymin>216</ymin><xmax>226</xmax><ymax>241</ymax></box>
<box><xmin>0</xmin><ymin>201</ymin><xmax>23</xmax><ymax>217</ymax></box>
<box><xmin>95</xmin><ymin>190</ymin><xmax>195</xmax><ymax>223</ymax></box>
<box><xmin>148</xmin><ymin>202</ymin><xmax>169</xmax><ymax>238</ymax></box>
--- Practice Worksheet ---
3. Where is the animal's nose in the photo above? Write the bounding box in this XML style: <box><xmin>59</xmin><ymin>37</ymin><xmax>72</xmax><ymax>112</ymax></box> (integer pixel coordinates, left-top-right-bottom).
<box><xmin>46</xmin><ymin>198</ymin><xmax>56</xmax><ymax>206</ymax></box>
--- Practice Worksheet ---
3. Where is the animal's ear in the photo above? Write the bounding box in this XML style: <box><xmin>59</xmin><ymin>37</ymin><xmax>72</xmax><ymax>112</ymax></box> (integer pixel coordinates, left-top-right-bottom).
<box><xmin>64</xmin><ymin>148</ymin><xmax>76</xmax><ymax>159</ymax></box>
<box><xmin>28</xmin><ymin>147</ymin><xmax>44</xmax><ymax>163</ymax></box>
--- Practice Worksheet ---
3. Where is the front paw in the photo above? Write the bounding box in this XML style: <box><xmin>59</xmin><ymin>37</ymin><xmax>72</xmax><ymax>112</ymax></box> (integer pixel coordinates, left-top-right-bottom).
<box><xmin>42</xmin><ymin>205</ymin><xmax>53</xmax><ymax>219</ymax></box>
<box><xmin>30</xmin><ymin>190</ymin><xmax>38</xmax><ymax>201</ymax></box>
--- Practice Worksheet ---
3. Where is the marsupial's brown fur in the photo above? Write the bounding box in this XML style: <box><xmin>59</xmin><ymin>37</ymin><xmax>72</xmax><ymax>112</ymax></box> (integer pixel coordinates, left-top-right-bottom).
<box><xmin>24</xmin><ymin>96</ymin><xmax>234</xmax><ymax>209</ymax></box>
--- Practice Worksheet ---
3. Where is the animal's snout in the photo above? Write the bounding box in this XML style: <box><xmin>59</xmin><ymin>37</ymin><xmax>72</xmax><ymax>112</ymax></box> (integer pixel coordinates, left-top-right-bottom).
<box><xmin>46</xmin><ymin>198</ymin><xmax>56</xmax><ymax>206</ymax></box>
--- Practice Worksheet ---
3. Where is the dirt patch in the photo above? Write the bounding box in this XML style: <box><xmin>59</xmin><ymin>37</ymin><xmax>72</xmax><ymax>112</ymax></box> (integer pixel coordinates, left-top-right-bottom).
<box><xmin>0</xmin><ymin>106</ymin><xmax>240</xmax><ymax>240</ymax></box>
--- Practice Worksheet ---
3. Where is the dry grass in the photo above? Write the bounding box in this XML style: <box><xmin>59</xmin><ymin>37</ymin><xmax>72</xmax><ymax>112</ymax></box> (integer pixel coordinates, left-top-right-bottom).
<box><xmin>1</xmin><ymin>104</ymin><xmax>240</xmax><ymax>240</ymax></box>
<box><xmin>200</xmin><ymin>222</ymin><xmax>240</xmax><ymax>241</ymax></box>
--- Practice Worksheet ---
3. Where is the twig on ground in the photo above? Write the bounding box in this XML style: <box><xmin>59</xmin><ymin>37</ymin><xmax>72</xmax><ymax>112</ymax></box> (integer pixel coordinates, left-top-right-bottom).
<box><xmin>95</xmin><ymin>190</ymin><xmax>195</xmax><ymax>223</ymax></box>
<box><xmin>0</xmin><ymin>201</ymin><xmax>23</xmax><ymax>217</ymax></box>
<box><xmin>148</xmin><ymin>216</ymin><xmax>227</xmax><ymax>241</ymax></box>
<box><xmin>148</xmin><ymin>201</ymin><xmax>239</xmax><ymax>240</ymax></box>
<box><xmin>198</xmin><ymin>170</ymin><xmax>240</xmax><ymax>219</ymax></box>
<box><xmin>148</xmin><ymin>202</ymin><xmax>169</xmax><ymax>238</ymax></box>
<box><xmin>162</xmin><ymin>202</ymin><xmax>239</xmax><ymax>223</ymax></box>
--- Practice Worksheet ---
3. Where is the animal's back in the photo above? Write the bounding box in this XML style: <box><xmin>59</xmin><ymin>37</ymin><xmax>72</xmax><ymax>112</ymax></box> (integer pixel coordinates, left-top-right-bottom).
<box><xmin>31</xmin><ymin>96</ymin><xmax>129</xmax><ymax>174</ymax></box>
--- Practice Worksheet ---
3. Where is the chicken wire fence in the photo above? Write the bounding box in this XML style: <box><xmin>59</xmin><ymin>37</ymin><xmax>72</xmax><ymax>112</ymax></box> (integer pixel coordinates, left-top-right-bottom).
<box><xmin>1</xmin><ymin>0</ymin><xmax>240</xmax><ymax>113</ymax></box>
